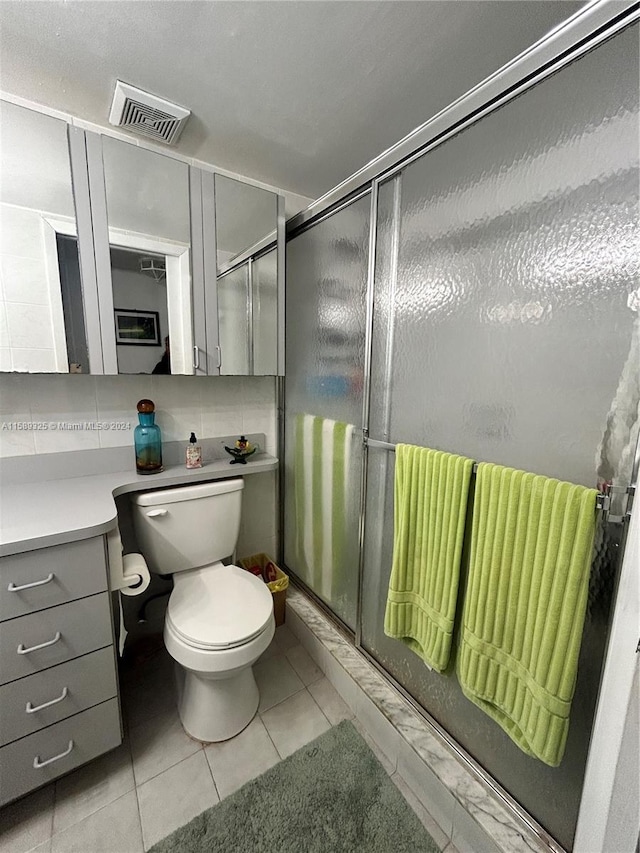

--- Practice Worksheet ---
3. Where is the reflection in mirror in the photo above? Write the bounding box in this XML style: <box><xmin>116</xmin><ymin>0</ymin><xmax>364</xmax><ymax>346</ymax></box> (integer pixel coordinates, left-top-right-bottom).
<box><xmin>214</xmin><ymin>174</ymin><xmax>277</xmax><ymax>270</ymax></box>
<box><xmin>253</xmin><ymin>249</ymin><xmax>277</xmax><ymax>375</ymax></box>
<box><xmin>0</xmin><ymin>101</ymin><xmax>86</xmax><ymax>373</ymax></box>
<box><xmin>57</xmin><ymin>235</ymin><xmax>89</xmax><ymax>372</ymax></box>
<box><xmin>110</xmin><ymin>247</ymin><xmax>168</xmax><ymax>374</ymax></box>
<box><xmin>217</xmin><ymin>265</ymin><xmax>249</xmax><ymax>374</ymax></box>
<box><xmin>101</xmin><ymin>137</ymin><xmax>193</xmax><ymax>374</ymax></box>
<box><xmin>213</xmin><ymin>174</ymin><xmax>279</xmax><ymax>375</ymax></box>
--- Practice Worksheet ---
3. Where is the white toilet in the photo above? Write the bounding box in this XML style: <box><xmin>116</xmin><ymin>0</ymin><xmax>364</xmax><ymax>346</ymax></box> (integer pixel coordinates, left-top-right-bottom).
<box><xmin>131</xmin><ymin>478</ymin><xmax>275</xmax><ymax>742</ymax></box>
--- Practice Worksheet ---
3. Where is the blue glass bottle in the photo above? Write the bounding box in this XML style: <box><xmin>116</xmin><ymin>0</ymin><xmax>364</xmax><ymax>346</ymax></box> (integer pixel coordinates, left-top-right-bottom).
<box><xmin>134</xmin><ymin>399</ymin><xmax>163</xmax><ymax>474</ymax></box>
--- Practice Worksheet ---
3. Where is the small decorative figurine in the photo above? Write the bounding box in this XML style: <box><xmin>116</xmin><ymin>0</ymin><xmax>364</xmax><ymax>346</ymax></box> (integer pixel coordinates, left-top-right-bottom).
<box><xmin>224</xmin><ymin>435</ymin><xmax>257</xmax><ymax>465</ymax></box>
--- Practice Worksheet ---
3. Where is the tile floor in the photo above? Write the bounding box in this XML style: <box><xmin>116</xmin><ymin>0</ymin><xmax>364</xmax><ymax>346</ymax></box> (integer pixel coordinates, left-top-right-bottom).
<box><xmin>1</xmin><ymin>625</ymin><xmax>458</xmax><ymax>853</ymax></box>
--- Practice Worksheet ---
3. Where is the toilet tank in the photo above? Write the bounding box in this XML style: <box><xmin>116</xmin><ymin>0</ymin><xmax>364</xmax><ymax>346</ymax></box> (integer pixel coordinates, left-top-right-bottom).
<box><xmin>131</xmin><ymin>479</ymin><xmax>244</xmax><ymax>575</ymax></box>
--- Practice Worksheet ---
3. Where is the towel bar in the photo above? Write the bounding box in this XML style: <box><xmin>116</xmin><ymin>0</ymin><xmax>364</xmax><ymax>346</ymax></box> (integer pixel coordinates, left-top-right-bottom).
<box><xmin>364</xmin><ymin>437</ymin><xmax>617</xmax><ymax>517</ymax></box>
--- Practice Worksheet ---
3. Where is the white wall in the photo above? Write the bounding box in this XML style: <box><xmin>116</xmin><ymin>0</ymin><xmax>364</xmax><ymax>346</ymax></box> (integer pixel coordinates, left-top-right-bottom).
<box><xmin>575</xmin><ymin>494</ymin><xmax>640</xmax><ymax>852</ymax></box>
<box><xmin>0</xmin><ymin>373</ymin><xmax>275</xmax><ymax>454</ymax></box>
<box><xmin>102</xmin><ymin>135</ymin><xmax>191</xmax><ymax>244</ymax></box>
<box><xmin>0</xmin><ymin>204</ymin><xmax>68</xmax><ymax>373</ymax></box>
<box><xmin>111</xmin><ymin>268</ymin><xmax>168</xmax><ymax>375</ymax></box>
<box><xmin>604</xmin><ymin>660</ymin><xmax>639</xmax><ymax>853</ymax></box>
<box><xmin>0</xmin><ymin>371</ymin><xmax>278</xmax><ymax>561</ymax></box>
<box><xmin>0</xmin><ymin>94</ymin><xmax>313</xmax><ymax>224</ymax></box>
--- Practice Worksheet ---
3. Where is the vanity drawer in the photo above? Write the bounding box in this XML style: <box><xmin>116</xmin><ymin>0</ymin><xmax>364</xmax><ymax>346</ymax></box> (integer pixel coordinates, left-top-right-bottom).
<box><xmin>0</xmin><ymin>593</ymin><xmax>113</xmax><ymax>686</ymax></box>
<box><xmin>0</xmin><ymin>537</ymin><xmax>108</xmax><ymax>622</ymax></box>
<box><xmin>0</xmin><ymin>647</ymin><xmax>118</xmax><ymax>747</ymax></box>
<box><xmin>0</xmin><ymin>698</ymin><xmax>121</xmax><ymax>806</ymax></box>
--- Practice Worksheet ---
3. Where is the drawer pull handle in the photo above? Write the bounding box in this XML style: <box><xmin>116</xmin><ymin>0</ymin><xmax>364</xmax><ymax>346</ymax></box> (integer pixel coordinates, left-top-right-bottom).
<box><xmin>17</xmin><ymin>632</ymin><xmax>62</xmax><ymax>655</ymax></box>
<box><xmin>146</xmin><ymin>509</ymin><xmax>168</xmax><ymax>518</ymax></box>
<box><xmin>26</xmin><ymin>687</ymin><xmax>69</xmax><ymax>714</ymax></box>
<box><xmin>8</xmin><ymin>573</ymin><xmax>55</xmax><ymax>592</ymax></box>
<box><xmin>33</xmin><ymin>740</ymin><xmax>74</xmax><ymax>769</ymax></box>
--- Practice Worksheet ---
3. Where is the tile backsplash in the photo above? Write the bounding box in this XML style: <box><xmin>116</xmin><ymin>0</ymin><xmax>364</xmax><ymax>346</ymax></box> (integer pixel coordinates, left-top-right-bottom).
<box><xmin>0</xmin><ymin>374</ymin><xmax>277</xmax><ymax>458</ymax></box>
<box><xmin>1</xmin><ymin>373</ymin><xmax>280</xmax><ymax>618</ymax></box>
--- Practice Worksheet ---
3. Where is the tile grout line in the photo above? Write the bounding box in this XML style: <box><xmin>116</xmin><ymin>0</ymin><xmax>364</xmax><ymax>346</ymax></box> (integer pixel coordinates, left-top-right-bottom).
<box><xmin>256</xmin><ymin>678</ymin><xmax>307</xmax><ymax>716</ymax></box>
<box><xmin>305</xmin><ymin>686</ymin><xmax>333</xmax><ymax>730</ymax></box>
<box><xmin>136</xmin><ymin>751</ymin><xmax>210</xmax><ymax>852</ymax></box>
<box><xmin>47</xmin><ymin>739</ymin><xmax>137</xmax><ymax>842</ymax></box>
<box><xmin>49</xmin><ymin>779</ymin><xmax>57</xmax><ymax>845</ymax></box>
<box><xmin>288</xmin><ymin>598</ymin><xmax>514</xmax><ymax>853</ymax></box>
<box><xmin>46</xmin><ymin>790</ymin><xmax>142</xmax><ymax>852</ymax></box>
<box><xmin>132</xmin><ymin>779</ymin><xmax>146</xmax><ymax>853</ymax></box>
<box><xmin>202</xmin><ymin>745</ymin><xmax>221</xmax><ymax>804</ymax></box>
<box><xmin>132</xmin><ymin>738</ymin><xmax>202</xmax><ymax>791</ymax></box>
<box><xmin>390</xmin><ymin>770</ymin><xmax>454</xmax><ymax>852</ymax></box>
<box><xmin>258</xmin><ymin>710</ymin><xmax>288</xmax><ymax>762</ymax></box>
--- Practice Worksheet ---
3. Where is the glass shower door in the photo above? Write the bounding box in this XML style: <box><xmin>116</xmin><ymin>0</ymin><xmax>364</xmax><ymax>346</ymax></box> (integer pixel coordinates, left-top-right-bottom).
<box><xmin>361</xmin><ymin>24</ymin><xmax>639</xmax><ymax>849</ymax></box>
<box><xmin>283</xmin><ymin>196</ymin><xmax>370</xmax><ymax>629</ymax></box>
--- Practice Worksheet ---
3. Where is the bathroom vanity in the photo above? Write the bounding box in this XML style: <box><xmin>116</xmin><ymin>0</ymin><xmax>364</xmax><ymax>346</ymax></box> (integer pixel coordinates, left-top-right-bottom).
<box><xmin>0</xmin><ymin>439</ymin><xmax>277</xmax><ymax>805</ymax></box>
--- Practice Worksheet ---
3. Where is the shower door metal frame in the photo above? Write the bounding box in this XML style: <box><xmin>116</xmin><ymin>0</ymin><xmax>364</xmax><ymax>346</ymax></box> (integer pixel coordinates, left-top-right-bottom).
<box><xmin>282</xmin><ymin>186</ymin><xmax>372</xmax><ymax>638</ymax></box>
<box><xmin>283</xmin><ymin>4</ymin><xmax>640</xmax><ymax>849</ymax></box>
<box><xmin>287</xmin><ymin>0</ymin><xmax>639</xmax><ymax>237</ymax></box>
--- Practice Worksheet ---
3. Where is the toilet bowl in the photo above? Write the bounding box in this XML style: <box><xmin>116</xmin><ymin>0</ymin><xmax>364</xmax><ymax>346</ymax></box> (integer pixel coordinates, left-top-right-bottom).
<box><xmin>132</xmin><ymin>479</ymin><xmax>275</xmax><ymax>742</ymax></box>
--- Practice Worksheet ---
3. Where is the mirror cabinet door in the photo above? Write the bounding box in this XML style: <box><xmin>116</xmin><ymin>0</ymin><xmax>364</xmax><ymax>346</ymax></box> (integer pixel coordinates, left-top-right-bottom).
<box><xmin>217</xmin><ymin>265</ymin><xmax>250</xmax><ymax>374</ymax></box>
<box><xmin>212</xmin><ymin>174</ymin><xmax>280</xmax><ymax>375</ymax></box>
<box><xmin>252</xmin><ymin>249</ymin><xmax>278</xmax><ymax>375</ymax></box>
<box><xmin>99</xmin><ymin>137</ymin><xmax>193</xmax><ymax>375</ymax></box>
<box><xmin>0</xmin><ymin>102</ymin><xmax>90</xmax><ymax>373</ymax></box>
<box><xmin>0</xmin><ymin>103</ymin><xmax>284</xmax><ymax>378</ymax></box>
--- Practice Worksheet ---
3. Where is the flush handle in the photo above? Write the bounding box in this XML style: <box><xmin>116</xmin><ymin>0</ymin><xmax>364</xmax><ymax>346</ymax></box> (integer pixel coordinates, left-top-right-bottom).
<box><xmin>8</xmin><ymin>573</ymin><xmax>55</xmax><ymax>592</ymax></box>
<box><xmin>146</xmin><ymin>509</ymin><xmax>168</xmax><ymax>518</ymax></box>
<box><xmin>33</xmin><ymin>740</ymin><xmax>74</xmax><ymax>769</ymax></box>
<box><xmin>26</xmin><ymin>687</ymin><xmax>69</xmax><ymax>714</ymax></box>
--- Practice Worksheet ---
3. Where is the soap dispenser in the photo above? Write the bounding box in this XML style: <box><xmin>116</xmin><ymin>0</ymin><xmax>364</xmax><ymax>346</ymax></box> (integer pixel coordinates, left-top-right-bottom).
<box><xmin>134</xmin><ymin>399</ymin><xmax>163</xmax><ymax>474</ymax></box>
<box><xmin>186</xmin><ymin>432</ymin><xmax>202</xmax><ymax>469</ymax></box>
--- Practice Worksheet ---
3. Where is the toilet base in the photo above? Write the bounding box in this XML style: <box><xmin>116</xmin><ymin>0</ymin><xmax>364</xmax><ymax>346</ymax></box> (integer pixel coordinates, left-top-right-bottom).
<box><xmin>176</xmin><ymin>663</ymin><xmax>259</xmax><ymax>742</ymax></box>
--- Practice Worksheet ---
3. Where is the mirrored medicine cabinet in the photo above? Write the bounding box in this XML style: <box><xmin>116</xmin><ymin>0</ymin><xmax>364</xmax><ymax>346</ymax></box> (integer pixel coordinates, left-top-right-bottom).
<box><xmin>0</xmin><ymin>100</ymin><xmax>284</xmax><ymax>376</ymax></box>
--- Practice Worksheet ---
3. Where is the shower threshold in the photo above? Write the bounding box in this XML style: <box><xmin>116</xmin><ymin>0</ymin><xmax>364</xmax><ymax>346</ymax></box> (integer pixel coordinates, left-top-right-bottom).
<box><xmin>285</xmin><ymin>585</ymin><xmax>563</xmax><ymax>853</ymax></box>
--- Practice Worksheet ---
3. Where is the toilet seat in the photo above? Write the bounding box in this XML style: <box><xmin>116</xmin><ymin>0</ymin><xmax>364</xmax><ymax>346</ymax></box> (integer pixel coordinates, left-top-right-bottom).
<box><xmin>166</xmin><ymin>564</ymin><xmax>273</xmax><ymax>651</ymax></box>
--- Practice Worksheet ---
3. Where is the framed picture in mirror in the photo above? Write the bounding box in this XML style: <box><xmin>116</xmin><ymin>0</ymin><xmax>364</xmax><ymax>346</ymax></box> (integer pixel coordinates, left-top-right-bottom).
<box><xmin>114</xmin><ymin>309</ymin><xmax>161</xmax><ymax>346</ymax></box>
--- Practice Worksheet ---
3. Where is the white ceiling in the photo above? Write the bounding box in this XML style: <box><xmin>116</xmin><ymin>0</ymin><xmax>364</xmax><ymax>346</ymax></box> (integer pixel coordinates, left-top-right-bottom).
<box><xmin>0</xmin><ymin>1</ymin><xmax>584</xmax><ymax>200</ymax></box>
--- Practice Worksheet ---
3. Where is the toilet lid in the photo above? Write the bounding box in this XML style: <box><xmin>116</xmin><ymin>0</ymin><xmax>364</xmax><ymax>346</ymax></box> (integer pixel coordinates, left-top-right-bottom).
<box><xmin>166</xmin><ymin>564</ymin><xmax>274</xmax><ymax>650</ymax></box>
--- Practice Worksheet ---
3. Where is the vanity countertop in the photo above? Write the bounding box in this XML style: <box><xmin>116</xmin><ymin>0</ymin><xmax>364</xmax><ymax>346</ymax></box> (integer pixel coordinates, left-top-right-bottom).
<box><xmin>0</xmin><ymin>451</ymin><xmax>278</xmax><ymax>557</ymax></box>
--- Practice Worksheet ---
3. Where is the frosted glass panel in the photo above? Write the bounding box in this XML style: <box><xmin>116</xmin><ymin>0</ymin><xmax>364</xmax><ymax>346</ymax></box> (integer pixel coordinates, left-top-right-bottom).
<box><xmin>362</xmin><ymin>25</ymin><xmax>638</xmax><ymax>850</ymax></box>
<box><xmin>253</xmin><ymin>250</ymin><xmax>278</xmax><ymax>375</ymax></box>
<box><xmin>368</xmin><ymin>33</ymin><xmax>639</xmax><ymax>488</ymax></box>
<box><xmin>284</xmin><ymin>195</ymin><xmax>370</xmax><ymax>628</ymax></box>
<box><xmin>218</xmin><ymin>266</ymin><xmax>249</xmax><ymax>375</ymax></box>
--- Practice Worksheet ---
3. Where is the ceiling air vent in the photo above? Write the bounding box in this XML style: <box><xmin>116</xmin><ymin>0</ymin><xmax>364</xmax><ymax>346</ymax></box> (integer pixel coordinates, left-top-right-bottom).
<box><xmin>109</xmin><ymin>81</ymin><xmax>190</xmax><ymax>146</ymax></box>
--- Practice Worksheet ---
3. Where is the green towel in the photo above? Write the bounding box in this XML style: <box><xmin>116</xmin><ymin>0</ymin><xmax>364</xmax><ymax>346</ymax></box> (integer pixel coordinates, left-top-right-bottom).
<box><xmin>294</xmin><ymin>413</ymin><xmax>353</xmax><ymax>601</ymax></box>
<box><xmin>457</xmin><ymin>463</ymin><xmax>597</xmax><ymax>766</ymax></box>
<box><xmin>384</xmin><ymin>445</ymin><xmax>474</xmax><ymax>672</ymax></box>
